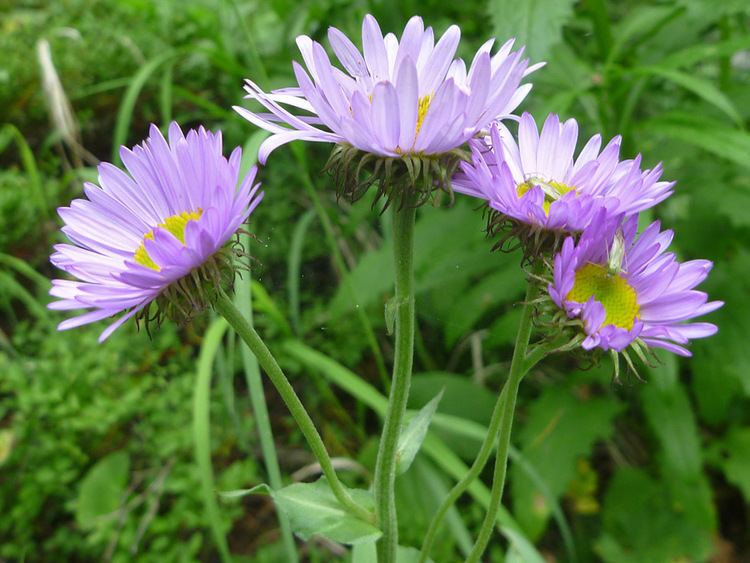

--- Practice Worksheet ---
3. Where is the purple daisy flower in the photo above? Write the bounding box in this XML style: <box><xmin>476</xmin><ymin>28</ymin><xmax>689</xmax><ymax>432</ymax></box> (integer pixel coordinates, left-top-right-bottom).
<box><xmin>234</xmin><ymin>15</ymin><xmax>542</xmax><ymax>163</ymax></box>
<box><xmin>49</xmin><ymin>123</ymin><xmax>263</xmax><ymax>342</ymax></box>
<box><xmin>454</xmin><ymin>113</ymin><xmax>674</xmax><ymax>233</ymax></box>
<box><xmin>548</xmin><ymin>213</ymin><xmax>722</xmax><ymax>356</ymax></box>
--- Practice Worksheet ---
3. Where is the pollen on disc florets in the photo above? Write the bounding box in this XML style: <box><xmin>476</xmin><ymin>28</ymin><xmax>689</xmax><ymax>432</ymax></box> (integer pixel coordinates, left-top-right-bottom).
<box><xmin>566</xmin><ymin>263</ymin><xmax>640</xmax><ymax>330</ymax></box>
<box><xmin>324</xmin><ymin>143</ymin><xmax>469</xmax><ymax>209</ymax></box>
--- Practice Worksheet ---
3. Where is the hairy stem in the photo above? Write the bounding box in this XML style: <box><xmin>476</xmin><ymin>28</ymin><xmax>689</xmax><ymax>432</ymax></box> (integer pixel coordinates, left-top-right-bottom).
<box><xmin>234</xmin><ymin>240</ymin><xmax>297</xmax><ymax>562</ymax></box>
<box><xmin>373</xmin><ymin>204</ymin><xmax>417</xmax><ymax>562</ymax></box>
<box><xmin>215</xmin><ymin>290</ymin><xmax>374</xmax><ymax>523</ymax></box>
<box><xmin>465</xmin><ymin>281</ymin><xmax>539</xmax><ymax>563</ymax></box>
<box><xmin>419</xmin><ymin>281</ymin><xmax>546</xmax><ymax>562</ymax></box>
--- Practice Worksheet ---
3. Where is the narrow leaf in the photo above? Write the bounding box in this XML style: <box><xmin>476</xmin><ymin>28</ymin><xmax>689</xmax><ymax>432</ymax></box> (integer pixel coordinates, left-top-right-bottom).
<box><xmin>634</xmin><ymin>66</ymin><xmax>742</xmax><ymax>125</ymax></box>
<box><xmin>219</xmin><ymin>484</ymin><xmax>271</xmax><ymax>500</ymax></box>
<box><xmin>396</xmin><ymin>389</ymin><xmax>444</xmax><ymax>475</ymax></box>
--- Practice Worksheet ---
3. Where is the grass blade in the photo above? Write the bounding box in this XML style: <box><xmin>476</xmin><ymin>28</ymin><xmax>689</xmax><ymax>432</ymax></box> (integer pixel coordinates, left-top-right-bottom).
<box><xmin>112</xmin><ymin>49</ymin><xmax>180</xmax><ymax>163</ymax></box>
<box><xmin>290</xmin><ymin>143</ymin><xmax>390</xmax><ymax>390</ymax></box>
<box><xmin>633</xmin><ymin>66</ymin><xmax>743</xmax><ymax>126</ymax></box>
<box><xmin>0</xmin><ymin>124</ymin><xmax>47</xmax><ymax>219</ymax></box>
<box><xmin>193</xmin><ymin>318</ymin><xmax>232</xmax><ymax>563</ymax></box>
<box><xmin>287</xmin><ymin>208</ymin><xmax>316</xmax><ymax>334</ymax></box>
<box><xmin>234</xmin><ymin>132</ymin><xmax>298</xmax><ymax>562</ymax></box>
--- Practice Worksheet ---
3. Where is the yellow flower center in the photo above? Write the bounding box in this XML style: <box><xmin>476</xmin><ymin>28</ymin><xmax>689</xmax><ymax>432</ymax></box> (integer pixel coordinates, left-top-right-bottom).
<box><xmin>134</xmin><ymin>209</ymin><xmax>203</xmax><ymax>271</ymax></box>
<box><xmin>566</xmin><ymin>263</ymin><xmax>640</xmax><ymax>330</ymax></box>
<box><xmin>415</xmin><ymin>94</ymin><xmax>431</xmax><ymax>136</ymax></box>
<box><xmin>517</xmin><ymin>179</ymin><xmax>576</xmax><ymax>215</ymax></box>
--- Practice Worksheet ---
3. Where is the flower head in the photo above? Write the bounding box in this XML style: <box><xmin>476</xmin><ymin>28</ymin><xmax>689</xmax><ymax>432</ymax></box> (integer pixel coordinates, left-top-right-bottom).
<box><xmin>548</xmin><ymin>213</ymin><xmax>722</xmax><ymax>358</ymax></box>
<box><xmin>49</xmin><ymin>123</ymin><xmax>263</xmax><ymax>341</ymax></box>
<box><xmin>235</xmin><ymin>15</ymin><xmax>541</xmax><ymax>204</ymax></box>
<box><xmin>236</xmin><ymin>15</ymin><xmax>540</xmax><ymax>162</ymax></box>
<box><xmin>454</xmin><ymin>113</ymin><xmax>674</xmax><ymax>250</ymax></box>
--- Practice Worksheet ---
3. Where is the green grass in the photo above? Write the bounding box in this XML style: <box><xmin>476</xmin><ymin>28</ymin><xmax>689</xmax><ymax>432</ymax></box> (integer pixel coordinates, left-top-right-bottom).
<box><xmin>1</xmin><ymin>0</ymin><xmax>749</xmax><ymax>561</ymax></box>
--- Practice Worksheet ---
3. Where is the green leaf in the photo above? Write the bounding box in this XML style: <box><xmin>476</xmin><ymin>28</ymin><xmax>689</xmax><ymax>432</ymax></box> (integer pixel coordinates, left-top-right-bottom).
<box><xmin>657</xmin><ymin>34</ymin><xmax>750</xmax><ymax>69</ymax></box>
<box><xmin>218</xmin><ymin>484</ymin><xmax>271</xmax><ymax>500</ymax></box>
<box><xmin>351</xmin><ymin>542</ymin><xmax>433</xmax><ymax>563</ymax></box>
<box><xmin>706</xmin><ymin>426</ymin><xmax>750</xmax><ymax>501</ymax></box>
<box><xmin>271</xmin><ymin>479</ymin><xmax>380</xmax><ymax>545</ymax></box>
<box><xmin>328</xmin><ymin>202</ymin><xmax>492</xmax><ymax>318</ymax></box>
<box><xmin>633</xmin><ymin>66</ymin><xmax>743</xmax><ymax>125</ymax></box>
<box><xmin>691</xmin><ymin>250</ymin><xmax>750</xmax><ymax>423</ymax></box>
<box><xmin>409</xmin><ymin>372</ymin><xmax>496</xmax><ymax>459</ymax></box>
<box><xmin>193</xmin><ymin>318</ymin><xmax>232</xmax><ymax>563</ymax></box>
<box><xmin>641</xmin><ymin>357</ymin><xmax>716</xmax><ymax>537</ymax></box>
<box><xmin>0</xmin><ymin>124</ymin><xmax>47</xmax><ymax>219</ymax></box>
<box><xmin>282</xmin><ymin>341</ymin><xmax>541</xmax><ymax>538</ymax></box>
<box><xmin>488</xmin><ymin>0</ymin><xmax>575</xmax><ymax>61</ymax></box>
<box><xmin>410</xmin><ymin>372</ymin><xmax>496</xmax><ymax>426</ymax></box>
<box><xmin>510</xmin><ymin>385</ymin><xmax>622</xmax><ymax>540</ymax></box>
<box><xmin>443</xmin><ymin>264</ymin><xmax>524</xmax><ymax>346</ymax></box>
<box><xmin>75</xmin><ymin>451</ymin><xmax>130</xmax><ymax>529</ymax></box>
<box><xmin>396</xmin><ymin>389</ymin><xmax>443</xmax><ymax>475</ymax></box>
<box><xmin>112</xmin><ymin>49</ymin><xmax>181</xmax><ymax>163</ymax></box>
<box><xmin>606</xmin><ymin>5</ymin><xmax>682</xmax><ymax>65</ymax></box>
<box><xmin>287</xmin><ymin>208</ymin><xmax>316</xmax><ymax>334</ymax></box>
<box><xmin>638</xmin><ymin>112</ymin><xmax>750</xmax><ymax>170</ymax></box>
<box><xmin>597</xmin><ymin>467</ymin><xmax>713</xmax><ymax>563</ymax></box>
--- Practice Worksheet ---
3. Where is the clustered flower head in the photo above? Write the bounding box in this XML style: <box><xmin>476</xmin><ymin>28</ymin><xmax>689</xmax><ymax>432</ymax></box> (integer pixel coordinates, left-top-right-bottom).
<box><xmin>235</xmin><ymin>15</ymin><xmax>541</xmax><ymax>205</ymax></box>
<box><xmin>454</xmin><ymin>113</ymin><xmax>674</xmax><ymax>254</ymax></box>
<box><xmin>49</xmin><ymin>123</ymin><xmax>262</xmax><ymax>341</ymax></box>
<box><xmin>546</xmin><ymin>212</ymin><xmax>722</xmax><ymax>366</ymax></box>
<box><xmin>50</xmin><ymin>13</ymin><xmax>722</xmax><ymax>369</ymax></box>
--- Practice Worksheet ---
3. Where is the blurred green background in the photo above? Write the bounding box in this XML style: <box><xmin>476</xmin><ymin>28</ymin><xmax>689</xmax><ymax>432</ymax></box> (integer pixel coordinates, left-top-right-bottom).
<box><xmin>1</xmin><ymin>0</ymin><xmax>749</xmax><ymax>561</ymax></box>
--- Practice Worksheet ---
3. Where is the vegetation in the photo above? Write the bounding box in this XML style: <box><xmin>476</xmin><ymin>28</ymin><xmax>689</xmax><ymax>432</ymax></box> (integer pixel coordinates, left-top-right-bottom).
<box><xmin>1</xmin><ymin>0</ymin><xmax>749</xmax><ymax>560</ymax></box>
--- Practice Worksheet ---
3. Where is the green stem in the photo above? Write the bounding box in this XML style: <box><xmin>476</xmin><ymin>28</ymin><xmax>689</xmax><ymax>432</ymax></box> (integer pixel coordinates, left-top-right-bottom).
<box><xmin>419</xmin><ymin>283</ymin><xmax>546</xmax><ymax>562</ymax></box>
<box><xmin>373</xmin><ymin>204</ymin><xmax>417</xmax><ymax>562</ymax></box>
<box><xmin>234</xmin><ymin>237</ymin><xmax>298</xmax><ymax>563</ymax></box>
<box><xmin>214</xmin><ymin>290</ymin><xmax>374</xmax><ymax>524</ymax></box>
<box><xmin>465</xmin><ymin>282</ymin><xmax>539</xmax><ymax>563</ymax></box>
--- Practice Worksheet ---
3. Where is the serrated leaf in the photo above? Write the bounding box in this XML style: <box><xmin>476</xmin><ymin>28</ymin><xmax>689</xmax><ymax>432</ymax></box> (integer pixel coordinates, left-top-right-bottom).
<box><xmin>488</xmin><ymin>0</ymin><xmax>575</xmax><ymax>61</ymax></box>
<box><xmin>272</xmin><ymin>479</ymin><xmax>380</xmax><ymax>545</ymax></box>
<box><xmin>396</xmin><ymin>389</ymin><xmax>443</xmax><ymax>475</ymax></box>
<box><xmin>76</xmin><ymin>451</ymin><xmax>130</xmax><ymax>529</ymax></box>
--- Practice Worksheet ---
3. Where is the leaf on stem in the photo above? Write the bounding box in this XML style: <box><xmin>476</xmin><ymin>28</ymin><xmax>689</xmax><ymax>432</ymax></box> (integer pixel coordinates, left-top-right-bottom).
<box><xmin>395</xmin><ymin>389</ymin><xmax>444</xmax><ymax>475</ymax></box>
<box><xmin>218</xmin><ymin>483</ymin><xmax>271</xmax><ymax>500</ymax></box>
<box><xmin>272</xmin><ymin>479</ymin><xmax>380</xmax><ymax>545</ymax></box>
